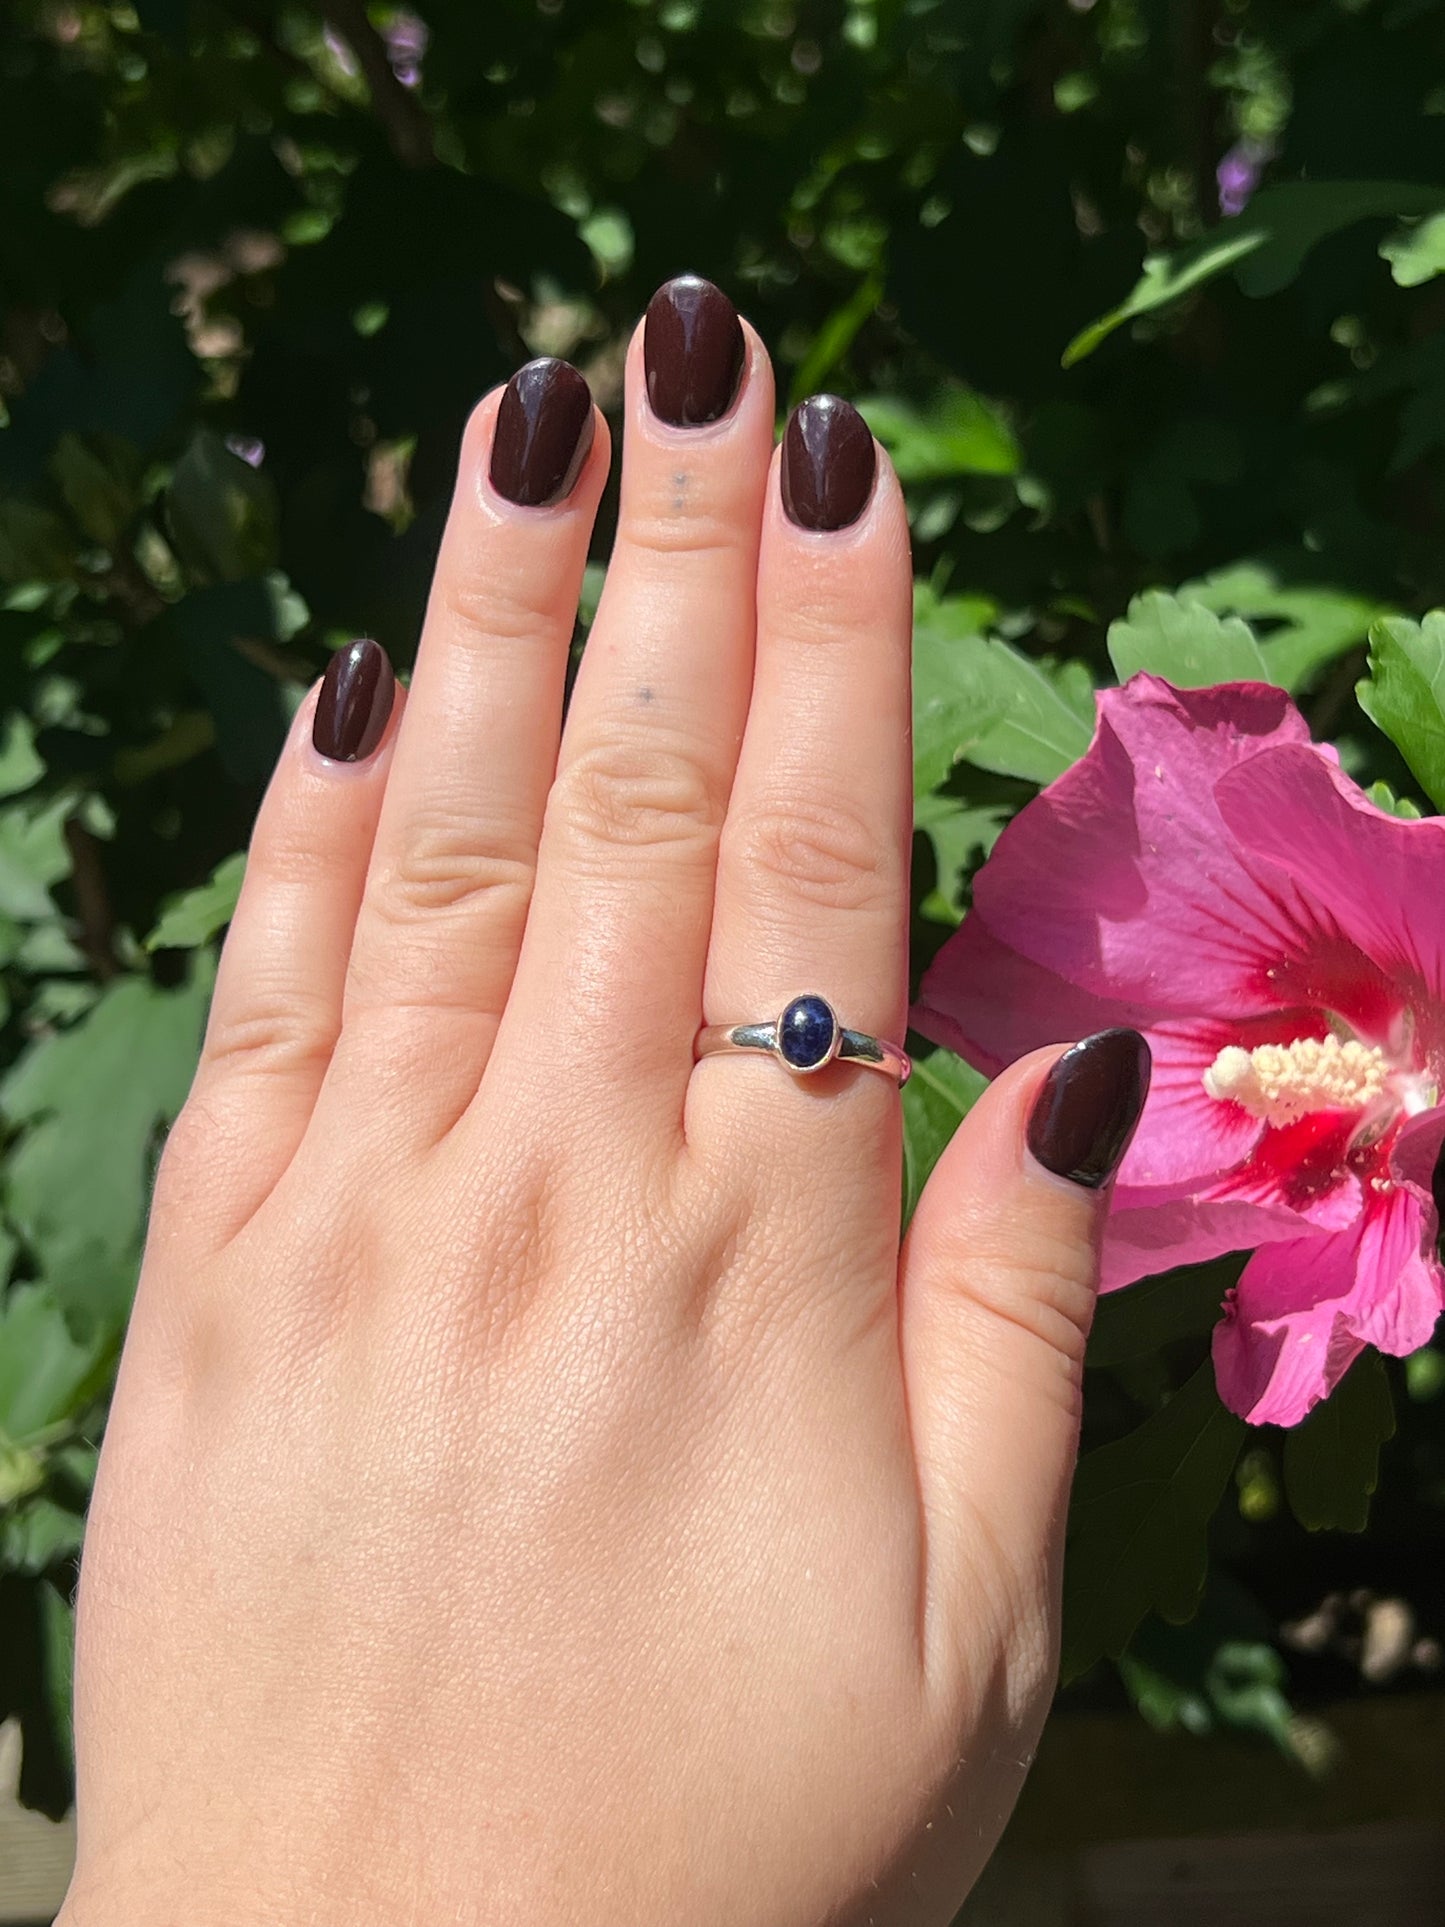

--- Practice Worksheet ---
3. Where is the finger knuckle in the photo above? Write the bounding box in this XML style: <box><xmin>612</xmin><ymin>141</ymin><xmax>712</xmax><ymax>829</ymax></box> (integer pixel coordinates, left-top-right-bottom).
<box><xmin>373</xmin><ymin>811</ymin><xmax>536</xmax><ymax>926</ymax></box>
<box><xmin>436</xmin><ymin>562</ymin><xmax>559</xmax><ymax>649</ymax></box>
<box><xmin>202</xmin><ymin>997</ymin><xmax>335</xmax><ymax>1080</ymax></box>
<box><xmin>625</xmin><ymin>505</ymin><xmax>752</xmax><ymax>565</ymax></box>
<box><xmin>625</xmin><ymin>465</ymin><xmax>758</xmax><ymax>564</ymax></box>
<box><xmin>551</xmin><ymin>736</ymin><xmax>721</xmax><ymax>859</ymax></box>
<box><xmin>951</xmin><ymin>1223</ymin><xmax>1099</xmax><ymax>1370</ymax></box>
<box><xmin>731</xmin><ymin>795</ymin><xmax>893</xmax><ymax>912</ymax></box>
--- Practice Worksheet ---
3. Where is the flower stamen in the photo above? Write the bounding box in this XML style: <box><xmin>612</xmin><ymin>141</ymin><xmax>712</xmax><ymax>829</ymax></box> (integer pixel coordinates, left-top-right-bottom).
<box><xmin>1203</xmin><ymin>1034</ymin><xmax>1388</xmax><ymax>1126</ymax></box>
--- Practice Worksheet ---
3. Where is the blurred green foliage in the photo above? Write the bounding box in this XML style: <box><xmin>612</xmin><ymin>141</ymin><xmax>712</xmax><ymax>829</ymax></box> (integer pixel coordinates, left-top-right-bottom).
<box><xmin>3</xmin><ymin>0</ymin><xmax>1445</xmax><ymax>1820</ymax></box>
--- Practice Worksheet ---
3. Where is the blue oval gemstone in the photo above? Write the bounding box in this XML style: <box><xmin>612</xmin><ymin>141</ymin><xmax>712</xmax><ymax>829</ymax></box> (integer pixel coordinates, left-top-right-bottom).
<box><xmin>778</xmin><ymin>994</ymin><xmax>837</xmax><ymax>1071</ymax></box>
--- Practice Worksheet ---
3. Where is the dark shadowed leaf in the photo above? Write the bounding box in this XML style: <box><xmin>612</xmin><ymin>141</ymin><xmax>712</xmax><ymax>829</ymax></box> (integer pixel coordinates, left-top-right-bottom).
<box><xmin>1062</xmin><ymin>1363</ymin><xmax>1246</xmax><ymax>1678</ymax></box>
<box><xmin>1282</xmin><ymin>1350</ymin><xmax>1395</xmax><ymax>1533</ymax></box>
<box><xmin>1087</xmin><ymin>1259</ymin><xmax>1237</xmax><ymax>1368</ymax></box>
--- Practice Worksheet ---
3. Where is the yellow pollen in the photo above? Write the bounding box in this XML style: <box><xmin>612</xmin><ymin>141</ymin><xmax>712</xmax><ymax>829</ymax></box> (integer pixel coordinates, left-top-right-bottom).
<box><xmin>1203</xmin><ymin>1034</ymin><xmax>1389</xmax><ymax>1126</ymax></box>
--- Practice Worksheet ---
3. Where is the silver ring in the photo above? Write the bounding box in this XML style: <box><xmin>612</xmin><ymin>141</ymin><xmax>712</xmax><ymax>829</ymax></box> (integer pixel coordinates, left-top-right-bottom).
<box><xmin>694</xmin><ymin>993</ymin><xmax>910</xmax><ymax>1085</ymax></box>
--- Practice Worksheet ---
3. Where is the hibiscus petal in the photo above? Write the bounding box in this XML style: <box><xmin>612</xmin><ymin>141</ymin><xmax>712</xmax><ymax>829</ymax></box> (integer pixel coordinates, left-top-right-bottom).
<box><xmin>1216</xmin><ymin>744</ymin><xmax>1445</xmax><ymax>1046</ymax></box>
<box><xmin>1101</xmin><ymin>1192</ymin><xmax>1319</xmax><ymax>1293</ymax></box>
<box><xmin>1211</xmin><ymin>1183</ymin><xmax>1445</xmax><ymax>1426</ymax></box>
<box><xmin>1117</xmin><ymin>1017</ymin><xmax>1272</xmax><ymax>1190</ymax></box>
<box><xmin>910</xmin><ymin>916</ymin><xmax>1154</xmax><ymax>1077</ymax></box>
<box><xmin>1390</xmin><ymin>1104</ymin><xmax>1445</xmax><ymax>1201</ymax></box>
<box><xmin>953</xmin><ymin>677</ymin><xmax>1326</xmax><ymax>1020</ymax></box>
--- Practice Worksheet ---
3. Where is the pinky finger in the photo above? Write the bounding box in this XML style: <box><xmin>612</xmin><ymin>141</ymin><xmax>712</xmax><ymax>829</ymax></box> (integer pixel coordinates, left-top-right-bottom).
<box><xmin>165</xmin><ymin>640</ymin><xmax>400</xmax><ymax>1245</ymax></box>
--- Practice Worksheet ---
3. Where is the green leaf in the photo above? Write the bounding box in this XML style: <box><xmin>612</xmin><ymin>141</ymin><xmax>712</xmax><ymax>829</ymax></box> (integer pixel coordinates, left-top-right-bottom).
<box><xmin>1380</xmin><ymin>211</ymin><xmax>1445</xmax><ymax>287</ymax></box>
<box><xmin>859</xmin><ymin>387</ymin><xmax>1019</xmax><ymax>481</ymax></box>
<box><xmin>0</xmin><ymin>716</ymin><xmax>44</xmax><ymax>799</ymax></box>
<box><xmin>146</xmin><ymin>851</ymin><xmax>246</xmax><ymax>951</ymax></box>
<box><xmin>1107</xmin><ymin>591</ymin><xmax>1269</xmax><ymax>686</ymax></box>
<box><xmin>166</xmin><ymin>428</ymin><xmax>280</xmax><ymax>584</ymax></box>
<box><xmin>0</xmin><ymin>793</ymin><xmax>70</xmax><ymax>922</ymax></box>
<box><xmin>1365</xmin><ymin>780</ymin><xmax>1423</xmax><ymax>819</ymax></box>
<box><xmin>901</xmin><ymin>1044</ymin><xmax>987</xmax><ymax>1225</ymax></box>
<box><xmin>1</xmin><ymin>1499</ymin><xmax>86</xmax><ymax>1576</ymax></box>
<box><xmin>913</xmin><ymin>792</ymin><xmax>1007</xmax><ymax>913</ymax></box>
<box><xmin>1121</xmin><ymin>1617</ymin><xmax>1299</xmax><ymax>1755</ymax></box>
<box><xmin>1</xmin><ymin>966</ymin><xmax>211</xmax><ymax>1332</ymax></box>
<box><xmin>1356</xmin><ymin>612</ymin><xmax>1445</xmax><ymax>810</ymax></box>
<box><xmin>48</xmin><ymin>431</ymin><xmax>143</xmax><ymax>551</ymax></box>
<box><xmin>1282</xmin><ymin>1350</ymin><xmax>1395</xmax><ymax>1533</ymax></box>
<box><xmin>1065</xmin><ymin>181</ymin><xmax>1445</xmax><ymax>365</ymax></box>
<box><xmin>0</xmin><ymin>1283</ymin><xmax>107</xmax><ymax>1448</ymax></box>
<box><xmin>788</xmin><ymin>274</ymin><xmax>882</xmax><ymax>405</ymax></box>
<box><xmin>1086</xmin><ymin>1258</ymin><xmax>1235</xmax><ymax>1369</ymax></box>
<box><xmin>1178</xmin><ymin>562</ymin><xmax>1383</xmax><ymax>693</ymax></box>
<box><xmin>38</xmin><ymin>1577</ymin><xmax>75</xmax><ymax>1784</ymax></box>
<box><xmin>1062</xmin><ymin>1363</ymin><xmax>1246</xmax><ymax>1679</ymax></box>
<box><xmin>913</xmin><ymin>594</ymin><xmax>1093</xmax><ymax>793</ymax></box>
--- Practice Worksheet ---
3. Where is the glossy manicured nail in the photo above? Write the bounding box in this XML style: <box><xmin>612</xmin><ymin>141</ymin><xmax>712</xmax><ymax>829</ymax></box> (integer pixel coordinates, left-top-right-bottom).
<box><xmin>781</xmin><ymin>395</ymin><xmax>876</xmax><ymax>531</ymax></box>
<box><xmin>1026</xmin><ymin>1029</ymin><xmax>1152</xmax><ymax>1190</ymax></box>
<box><xmin>489</xmin><ymin>357</ymin><xmax>594</xmax><ymax>507</ymax></box>
<box><xmin>644</xmin><ymin>275</ymin><xmax>745</xmax><ymax>427</ymax></box>
<box><xmin>313</xmin><ymin>638</ymin><xmax>395</xmax><ymax>764</ymax></box>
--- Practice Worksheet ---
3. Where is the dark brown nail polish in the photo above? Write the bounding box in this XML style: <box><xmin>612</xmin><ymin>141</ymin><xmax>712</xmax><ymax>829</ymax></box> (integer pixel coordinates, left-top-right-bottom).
<box><xmin>489</xmin><ymin>358</ymin><xmax>594</xmax><ymax>507</ymax></box>
<box><xmin>313</xmin><ymin>638</ymin><xmax>395</xmax><ymax>763</ymax></box>
<box><xmin>781</xmin><ymin>395</ymin><xmax>876</xmax><ymax>531</ymax></box>
<box><xmin>644</xmin><ymin>275</ymin><xmax>745</xmax><ymax>427</ymax></box>
<box><xmin>1026</xmin><ymin>1029</ymin><xmax>1152</xmax><ymax>1189</ymax></box>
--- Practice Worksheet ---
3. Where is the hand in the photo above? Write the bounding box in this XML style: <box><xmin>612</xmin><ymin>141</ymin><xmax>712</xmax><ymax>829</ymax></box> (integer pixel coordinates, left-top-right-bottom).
<box><xmin>58</xmin><ymin>279</ymin><xmax>1148</xmax><ymax>1927</ymax></box>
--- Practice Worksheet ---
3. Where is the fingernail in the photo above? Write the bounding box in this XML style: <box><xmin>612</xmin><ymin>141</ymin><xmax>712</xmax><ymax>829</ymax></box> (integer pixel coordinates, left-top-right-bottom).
<box><xmin>781</xmin><ymin>395</ymin><xmax>876</xmax><ymax>531</ymax></box>
<box><xmin>1026</xmin><ymin>1029</ymin><xmax>1152</xmax><ymax>1190</ymax></box>
<box><xmin>489</xmin><ymin>357</ymin><xmax>594</xmax><ymax>507</ymax></box>
<box><xmin>643</xmin><ymin>274</ymin><xmax>745</xmax><ymax>427</ymax></box>
<box><xmin>313</xmin><ymin>638</ymin><xmax>395</xmax><ymax>763</ymax></box>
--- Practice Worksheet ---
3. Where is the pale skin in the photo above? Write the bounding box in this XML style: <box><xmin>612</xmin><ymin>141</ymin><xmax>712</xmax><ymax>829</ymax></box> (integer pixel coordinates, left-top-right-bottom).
<box><xmin>58</xmin><ymin>307</ymin><xmax>1111</xmax><ymax>1926</ymax></box>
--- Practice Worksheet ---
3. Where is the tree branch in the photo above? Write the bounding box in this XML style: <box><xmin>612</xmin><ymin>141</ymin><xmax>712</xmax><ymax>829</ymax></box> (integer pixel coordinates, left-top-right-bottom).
<box><xmin>317</xmin><ymin>0</ymin><xmax>435</xmax><ymax>169</ymax></box>
<box><xmin>63</xmin><ymin>816</ymin><xmax>121</xmax><ymax>983</ymax></box>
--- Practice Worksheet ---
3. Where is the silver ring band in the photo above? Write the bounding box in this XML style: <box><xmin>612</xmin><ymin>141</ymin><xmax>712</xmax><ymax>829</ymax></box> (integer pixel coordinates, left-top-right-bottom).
<box><xmin>694</xmin><ymin>994</ymin><xmax>910</xmax><ymax>1085</ymax></box>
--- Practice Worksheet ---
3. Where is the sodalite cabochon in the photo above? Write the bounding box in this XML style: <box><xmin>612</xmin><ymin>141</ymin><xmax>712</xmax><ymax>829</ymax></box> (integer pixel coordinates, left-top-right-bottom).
<box><xmin>778</xmin><ymin>994</ymin><xmax>838</xmax><ymax>1071</ymax></box>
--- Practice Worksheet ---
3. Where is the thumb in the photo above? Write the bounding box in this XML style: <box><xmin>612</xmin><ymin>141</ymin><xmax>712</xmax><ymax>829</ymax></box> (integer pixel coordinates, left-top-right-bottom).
<box><xmin>899</xmin><ymin>1029</ymin><xmax>1150</xmax><ymax>1681</ymax></box>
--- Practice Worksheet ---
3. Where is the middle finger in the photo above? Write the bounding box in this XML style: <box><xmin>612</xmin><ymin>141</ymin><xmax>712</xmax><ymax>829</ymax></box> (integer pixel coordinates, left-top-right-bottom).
<box><xmin>490</xmin><ymin>278</ymin><xmax>774</xmax><ymax>1135</ymax></box>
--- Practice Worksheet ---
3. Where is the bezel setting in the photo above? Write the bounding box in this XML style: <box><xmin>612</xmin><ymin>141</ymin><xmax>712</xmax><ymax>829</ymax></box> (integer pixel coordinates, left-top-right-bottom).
<box><xmin>776</xmin><ymin>993</ymin><xmax>841</xmax><ymax>1074</ymax></box>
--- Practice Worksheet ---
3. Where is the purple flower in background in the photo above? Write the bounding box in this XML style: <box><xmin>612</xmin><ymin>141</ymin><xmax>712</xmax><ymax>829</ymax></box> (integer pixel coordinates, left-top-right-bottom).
<box><xmin>225</xmin><ymin>435</ymin><xmax>266</xmax><ymax>469</ymax></box>
<box><xmin>1217</xmin><ymin>139</ymin><xmax>1272</xmax><ymax>219</ymax></box>
<box><xmin>386</xmin><ymin>9</ymin><xmax>428</xmax><ymax>89</ymax></box>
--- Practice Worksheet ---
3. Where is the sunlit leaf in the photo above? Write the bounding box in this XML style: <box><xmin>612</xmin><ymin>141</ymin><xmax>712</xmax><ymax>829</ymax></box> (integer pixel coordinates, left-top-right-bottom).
<box><xmin>1356</xmin><ymin>612</ymin><xmax>1445</xmax><ymax>810</ymax></box>
<box><xmin>860</xmin><ymin>387</ymin><xmax>1019</xmax><ymax>480</ymax></box>
<box><xmin>901</xmin><ymin>1044</ymin><xmax>987</xmax><ymax>1224</ymax></box>
<box><xmin>914</xmin><ymin>593</ymin><xmax>1093</xmax><ymax>793</ymax></box>
<box><xmin>1</xmin><ymin>967</ymin><xmax>211</xmax><ymax>1333</ymax></box>
<box><xmin>1107</xmin><ymin>591</ymin><xmax>1269</xmax><ymax>686</ymax></box>
<box><xmin>1066</xmin><ymin>181</ymin><xmax>1445</xmax><ymax>365</ymax></box>
<box><xmin>1380</xmin><ymin>211</ymin><xmax>1445</xmax><ymax>287</ymax></box>
<box><xmin>147</xmin><ymin>851</ymin><xmax>246</xmax><ymax>951</ymax></box>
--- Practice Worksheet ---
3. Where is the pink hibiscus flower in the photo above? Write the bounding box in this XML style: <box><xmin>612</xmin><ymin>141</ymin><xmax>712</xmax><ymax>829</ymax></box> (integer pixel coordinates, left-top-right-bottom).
<box><xmin>914</xmin><ymin>675</ymin><xmax>1445</xmax><ymax>1426</ymax></box>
